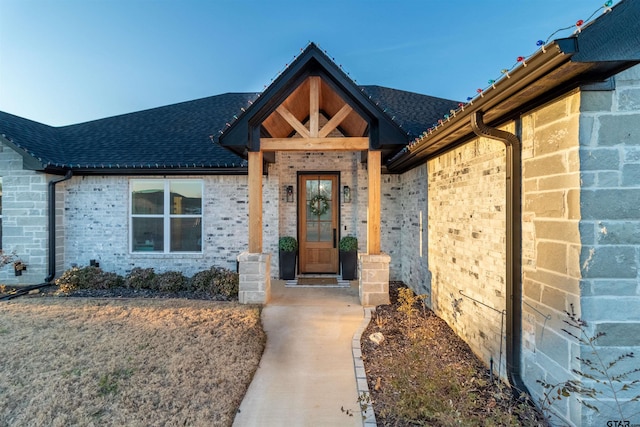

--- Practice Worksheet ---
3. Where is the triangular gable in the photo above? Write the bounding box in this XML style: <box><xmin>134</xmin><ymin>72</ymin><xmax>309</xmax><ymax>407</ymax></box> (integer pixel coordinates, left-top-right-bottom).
<box><xmin>218</xmin><ymin>43</ymin><xmax>410</xmax><ymax>160</ymax></box>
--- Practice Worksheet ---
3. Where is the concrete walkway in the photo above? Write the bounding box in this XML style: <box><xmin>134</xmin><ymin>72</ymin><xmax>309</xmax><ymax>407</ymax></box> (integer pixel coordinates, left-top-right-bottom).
<box><xmin>233</xmin><ymin>279</ymin><xmax>364</xmax><ymax>427</ymax></box>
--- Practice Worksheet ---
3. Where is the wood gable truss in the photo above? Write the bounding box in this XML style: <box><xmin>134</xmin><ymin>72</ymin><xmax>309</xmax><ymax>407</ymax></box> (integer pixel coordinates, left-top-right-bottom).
<box><xmin>218</xmin><ymin>43</ymin><xmax>410</xmax><ymax>255</ymax></box>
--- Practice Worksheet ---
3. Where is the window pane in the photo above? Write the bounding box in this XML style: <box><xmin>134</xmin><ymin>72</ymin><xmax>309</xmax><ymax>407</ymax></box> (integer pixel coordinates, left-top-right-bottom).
<box><xmin>132</xmin><ymin>182</ymin><xmax>164</xmax><ymax>214</ymax></box>
<box><xmin>319</xmin><ymin>222</ymin><xmax>332</xmax><ymax>242</ymax></box>
<box><xmin>306</xmin><ymin>180</ymin><xmax>318</xmax><ymax>200</ymax></box>
<box><xmin>318</xmin><ymin>179</ymin><xmax>332</xmax><ymax>198</ymax></box>
<box><xmin>171</xmin><ymin>218</ymin><xmax>202</xmax><ymax>252</ymax></box>
<box><xmin>319</xmin><ymin>203</ymin><xmax>332</xmax><ymax>220</ymax></box>
<box><xmin>306</xmin><ymin>222</ymin><xmax>319</xmax><ymax>241</ymax></box>
<box><xmin>170</xmin><ymin>181</ymin><xmax>202</xmax><ymax>215</ymax></box>
<box><xmin>132</xmin><ymin>217</ymin><xmax>164</xmax><ymax>251</ymax></box>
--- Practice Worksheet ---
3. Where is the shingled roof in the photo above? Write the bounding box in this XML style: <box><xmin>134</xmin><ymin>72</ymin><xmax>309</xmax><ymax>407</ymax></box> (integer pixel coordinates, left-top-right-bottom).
<box><xmin>0</xmin><ymin>83</ymin><xmax>458</xmax><ymax>174</ymax></box>
<box><xmin>0</xmin><ymin>92</ymin><xmax>262</xmax><ymax>174</ymax></box>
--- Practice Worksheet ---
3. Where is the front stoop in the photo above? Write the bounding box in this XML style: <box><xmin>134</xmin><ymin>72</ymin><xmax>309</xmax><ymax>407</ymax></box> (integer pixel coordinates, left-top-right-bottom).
<box><xmin>237</xmin><ymin>252</ymin><xmax>271</xmax><ymax>304</ymax></box>
<box><xmin>358</xmin><ymin>253</ymin><xmax>391</xmax><ymax>306</ymax></box>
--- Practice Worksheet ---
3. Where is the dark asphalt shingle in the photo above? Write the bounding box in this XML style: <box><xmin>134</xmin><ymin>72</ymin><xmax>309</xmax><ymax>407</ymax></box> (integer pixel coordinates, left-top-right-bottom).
<box><xmin>1</xmin><ymin>87</ymin><xmax>457</xmax><ymax>171</ymax></box>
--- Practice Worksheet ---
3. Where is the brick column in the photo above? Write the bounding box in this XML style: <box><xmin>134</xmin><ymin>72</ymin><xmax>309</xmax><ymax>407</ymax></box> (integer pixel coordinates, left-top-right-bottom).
<box><xmin>358</xmin><ymin>253</ymin><xmax>390</xmax><ymax>306</ymax></box>
<box><xmin>238</xmin><ymin>252</ymin><xmax>271</xmax><ymax>304</ymax></box>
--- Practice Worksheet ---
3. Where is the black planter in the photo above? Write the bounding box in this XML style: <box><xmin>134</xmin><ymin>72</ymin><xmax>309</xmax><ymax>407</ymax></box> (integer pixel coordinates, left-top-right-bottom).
<box><xmin>279</xmin><ymin>250</ymin><xmax>297</xmax><ymax>280</ymax></box>
<box><xmin>340</xmin><ymin>250</ymin><xmax>358</xmax><ymax>280</ymax></box>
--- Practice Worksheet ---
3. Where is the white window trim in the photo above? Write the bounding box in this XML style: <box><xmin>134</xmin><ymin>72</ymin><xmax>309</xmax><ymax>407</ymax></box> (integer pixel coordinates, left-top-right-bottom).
<box><xmin>129</xmin><ymin>179</ymin><xmax>203</xmax><ymax>254</ymax></box>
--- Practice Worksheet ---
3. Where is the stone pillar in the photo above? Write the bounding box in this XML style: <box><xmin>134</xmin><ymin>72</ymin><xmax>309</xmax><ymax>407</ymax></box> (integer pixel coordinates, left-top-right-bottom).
<box><xmin>358</xmin><ymin>253</ymin><xmax>390</xmax><ymax>306</ymax></box>
<box><xmin>238</xmin><ymin>252</ymin><xmax>271</xmax><ymax>304</ymax></box>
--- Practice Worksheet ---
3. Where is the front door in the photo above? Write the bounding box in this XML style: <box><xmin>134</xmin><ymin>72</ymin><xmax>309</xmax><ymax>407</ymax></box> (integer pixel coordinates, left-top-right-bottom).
<box><xmin>298</xmin><ymin>173</ymin><xmax>339</xmax><ymax>274</ymax></box>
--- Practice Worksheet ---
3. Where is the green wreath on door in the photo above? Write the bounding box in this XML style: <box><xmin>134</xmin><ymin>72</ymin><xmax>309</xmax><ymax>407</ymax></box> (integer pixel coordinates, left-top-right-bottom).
<box><xmin>308</xmin><ymin>193</ymin><xmax>330</xmax><ymax>216</ymax></box>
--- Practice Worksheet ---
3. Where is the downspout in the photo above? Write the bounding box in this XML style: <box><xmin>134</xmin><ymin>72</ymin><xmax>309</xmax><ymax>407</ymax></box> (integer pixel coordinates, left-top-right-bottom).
<box><xmin>45</xmin><ymin>170</ymin><xmax>73</xmax><ymax>282</ymax></box>
<box><xmin>470</xmin><ymin>111</ymin><xmax>529</xmax><ymax>395</ymax></box>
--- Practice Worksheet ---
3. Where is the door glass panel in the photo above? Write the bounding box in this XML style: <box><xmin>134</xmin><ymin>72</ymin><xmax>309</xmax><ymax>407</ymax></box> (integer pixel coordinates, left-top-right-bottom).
<box><xmin>319</xmin><ymin>205</ymin><xmax>332</xmax><ymax>221</ymax></box>
<box><xmin>306</xmin><ymin>180</ymin><xmax>318</xmax><ymax>199</ymax></box>
<box><xmin>318</xmin><ymin>180</ymin><xmax>331</xmax><ymax>198</ymax></box>
<box><xmin>319</xmin><ymin>223</ymin><xmax>332</xmax><ymax>242</ymax></box>
<box><xmin>306</xmin><ymin>222</ymin><xmax>319</xmax><ymax>241</ymax></box>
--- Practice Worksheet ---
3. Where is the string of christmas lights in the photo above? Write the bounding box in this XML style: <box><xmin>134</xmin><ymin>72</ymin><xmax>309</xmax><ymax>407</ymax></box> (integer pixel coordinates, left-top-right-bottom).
<box><xmin>215</xmin><ymin>0</ymin><xmax>615</xmax><ymax>150</ymax></box>
<box><xmin>396</xmin><ymin>0</ymin><xmax>616</xmax><ymax>156</ymax></box>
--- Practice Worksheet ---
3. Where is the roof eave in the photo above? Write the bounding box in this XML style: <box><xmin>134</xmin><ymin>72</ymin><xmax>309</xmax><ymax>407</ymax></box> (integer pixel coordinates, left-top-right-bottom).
<box><xmin>42</xmin><ymin>166</ymin><xmax>249</xmax><ymax>176</ymax></box>
<box><xmin>0</xmin><ymin>135</ymin><xmax>47</xmax><ymax>171</ymax></box>
<box><xmin>386</xmin><ymin>42</ymin><xmax>575</xmax><ymax>172</ymax></box>
<box><xmin>387</xmin><ymin>0</ymin><xmax>640</xmax><ymax>173</ymax></box>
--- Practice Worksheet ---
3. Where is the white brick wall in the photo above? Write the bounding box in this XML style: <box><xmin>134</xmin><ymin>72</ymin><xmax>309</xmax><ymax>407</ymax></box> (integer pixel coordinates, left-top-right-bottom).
<box><xmin>427</xmin><ymin>136</ymin><xmax>508</xmax><ymax>378</ymax></box>
<box><xmin>63</xmin><ymin>174</ymin><xmax>250</xmax><ymax>277</ymax></box>
<box><xmin>399</xmin><ymin>164</ymin><xmax>429</xmax><ymax>296</ymax></box>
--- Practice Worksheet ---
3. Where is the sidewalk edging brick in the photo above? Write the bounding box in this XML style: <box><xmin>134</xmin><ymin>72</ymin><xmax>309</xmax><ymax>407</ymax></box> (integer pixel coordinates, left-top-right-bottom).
<box><xmin>352</xmin><ymin>306</ymin><xmax>377</xmax><ymax>427</ymax></box>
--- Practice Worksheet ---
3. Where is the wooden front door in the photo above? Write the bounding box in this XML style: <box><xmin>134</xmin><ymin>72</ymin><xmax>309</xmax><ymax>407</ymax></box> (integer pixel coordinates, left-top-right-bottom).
<box><xmin>298</xmin><ymin>174</ymin><xmax>339</xmax><ymax>274</ymax></box>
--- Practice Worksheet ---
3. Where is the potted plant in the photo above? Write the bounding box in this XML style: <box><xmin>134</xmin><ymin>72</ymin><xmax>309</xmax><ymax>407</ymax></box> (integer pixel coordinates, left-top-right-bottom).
<box><xmin>279</xmin><ymin>236</ymin><xmax>298</xmax><ymax>280</ymax></box>
<box><xmin>339</xmin><ymin>236</ymin><xmax>358</xmax><ymax>280</ymax></box>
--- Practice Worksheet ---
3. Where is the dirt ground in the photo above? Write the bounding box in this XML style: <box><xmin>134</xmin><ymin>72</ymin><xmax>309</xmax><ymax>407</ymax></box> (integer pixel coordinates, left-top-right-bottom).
<box><xmin>361</xmin><ymin>282</ymin><xmax>547</xmax><ymax>426</ymax></box>
<box><xmin>0</xmin><ymin>296</ymin><xmax>265</xmax><ymax>427</ymax></box>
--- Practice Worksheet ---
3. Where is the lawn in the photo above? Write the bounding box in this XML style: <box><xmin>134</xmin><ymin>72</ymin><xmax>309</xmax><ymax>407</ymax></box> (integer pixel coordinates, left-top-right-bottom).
<box><xmin>0</xmin><ymin>297</ymin><xmax>265</xmax><ymax>426</ymax></box>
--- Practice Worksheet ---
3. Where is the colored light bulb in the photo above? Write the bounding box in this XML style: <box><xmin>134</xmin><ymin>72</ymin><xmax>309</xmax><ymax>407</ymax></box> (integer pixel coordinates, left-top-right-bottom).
<box><xmin>536</xmin><ymin>40</ymin><xmax>544</xmax><ymax>46</ymax></box>
<box><xmin>576</xmin><ymin>19</ymin><xmax>584</xmax><ymax>26</ymax></box>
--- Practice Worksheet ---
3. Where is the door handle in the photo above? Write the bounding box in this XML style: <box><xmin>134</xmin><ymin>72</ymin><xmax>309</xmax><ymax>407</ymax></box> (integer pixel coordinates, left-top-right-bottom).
<box><xmin>333</xmin><ymin>229</ymin><xmax>337</xmax><ymax>248</ymax></box>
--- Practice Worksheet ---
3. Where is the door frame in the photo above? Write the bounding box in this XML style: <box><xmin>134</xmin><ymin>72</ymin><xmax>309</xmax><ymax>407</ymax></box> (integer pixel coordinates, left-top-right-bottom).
<box><xmin>297</xmin><ymin>171</ymin><xmax>342</xmax><ymax>275</ymax></box>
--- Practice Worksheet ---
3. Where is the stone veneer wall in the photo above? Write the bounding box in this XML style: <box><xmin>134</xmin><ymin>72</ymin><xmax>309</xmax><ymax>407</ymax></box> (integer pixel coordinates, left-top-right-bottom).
<box><xmin>0</xmin><ymin>143</ymin><xmax>49</xmax><ymax>284</ymax></box>
<box><xmin>427</xmin><ymin>136</ymin><xmax>508</xmax><ymax>378</ymax></box>
<box><xmin>524</xmin><ymin>66</ymin><xmax>639</xmax><ymax>426</ymax></box>
<box><xmin>63</xmin><ymin>175</ymin><xmax>250</xmax><ymax>277</ymax></box>
<box><xmin>575</xmin><ymin>65</ymin><xmax>640</xmax><ymax>425</ymax></box>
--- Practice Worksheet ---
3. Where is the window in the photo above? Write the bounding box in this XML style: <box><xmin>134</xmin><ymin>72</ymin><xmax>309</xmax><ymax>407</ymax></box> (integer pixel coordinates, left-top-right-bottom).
<box><xmin>130</xmin><ymin>180</ymin><xmax>202</xmax><ymax>253</ymax></box>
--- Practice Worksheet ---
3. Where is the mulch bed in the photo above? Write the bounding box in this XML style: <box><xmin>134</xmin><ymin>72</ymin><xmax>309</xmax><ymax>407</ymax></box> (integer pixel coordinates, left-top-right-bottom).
<box><xmin>360</xmin><ymin>281</ymin><xmax>547</xmax><ymax>426</ymax></box>
<box><xmin>13</xmin><ymin>284</ymin><xmax>234</xmax><ymax>301</ymax></box>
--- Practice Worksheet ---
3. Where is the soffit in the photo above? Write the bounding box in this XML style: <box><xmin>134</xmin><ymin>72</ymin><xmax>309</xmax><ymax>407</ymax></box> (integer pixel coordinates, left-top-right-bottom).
<box><xmin>261</xmin><ymin>76</ymin><xmax>368</xmax><ymax>139</ymax></box>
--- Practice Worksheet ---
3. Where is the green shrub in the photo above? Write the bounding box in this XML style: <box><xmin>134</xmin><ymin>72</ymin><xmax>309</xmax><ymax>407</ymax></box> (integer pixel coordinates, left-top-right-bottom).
<box><xmin>191</xmin><ymin>266</ymin><xmax>239</xmax><ymax>298</ymax></box>
<box><xmin>55</xmin><ymin>264</ymin><xmax>238</xmax><ymax>299</ymax></box>
<box><xmin>55</xmin><ymin>266</ymin><xmax>124</xmax><ymax>293</ymax></box>
<box><xmin>212</xmin><ymin>267</ymin><xmax>239</xmax><ymax>298</ymax></box>
<box><xmin>124</xmin><ymin>267</ymin><xmax>156</xmax><ymax>290</ymax></box>
<box><xmin>339</xmin><ymin>236</ymin><xmax>358</xmax><ymax>252</ymax></box>
<box><xmin>279</xmin><ymin>236</ymin><xmax>298</xmax><ymax>252</ymax></box>
<box><xmin>155</xmin><ymin>271</ymin><xmax>188</xmax><ymax>293</ymax></box>
<box><xmin>191</xmin><ymin>268</ymin><xmax>216</xmax><ymax>293</ymax></box>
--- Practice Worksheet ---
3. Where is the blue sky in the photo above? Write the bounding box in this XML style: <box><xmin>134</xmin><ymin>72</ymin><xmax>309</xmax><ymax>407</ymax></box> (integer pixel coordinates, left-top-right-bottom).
<box><xmin>0</xmin><ymin>0</ymin><xmax>613</xmax><ymax>126</ymax></box>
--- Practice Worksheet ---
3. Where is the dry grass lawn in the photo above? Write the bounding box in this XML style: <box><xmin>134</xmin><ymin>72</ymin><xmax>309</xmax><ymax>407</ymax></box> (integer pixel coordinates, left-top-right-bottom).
<box><xmin>0</xmin><ymin>297</ymin><xmax>265</xmax><ymax>426</ymax></box>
